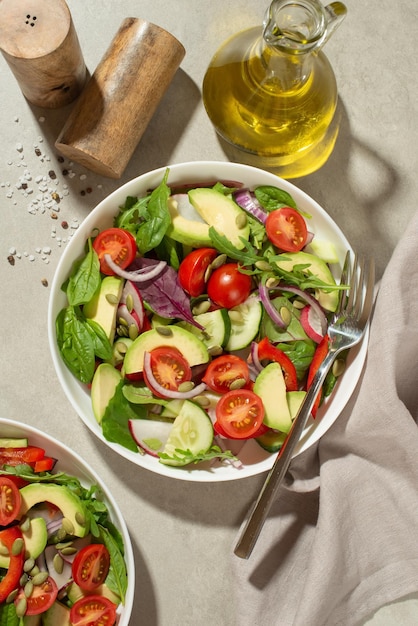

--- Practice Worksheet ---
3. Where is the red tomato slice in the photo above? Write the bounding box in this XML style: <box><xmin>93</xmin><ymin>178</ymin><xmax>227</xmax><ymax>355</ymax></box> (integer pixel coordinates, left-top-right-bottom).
<box><xmin>15</xmin><ymin>576</ymin><xmax>58</xmax><ymax>615</ymax></box>
<box><xmin>178</xmin><ymin>247</ymin><xmax>218</xmax><ymax>297</ymax></box>
<box><xmin>207</xmin><ymin>263</ymin><xmax>252</xmax><ymax>309</ymax></box>
<box><xmin>256</xmin><ymin>337</ymin><xmax>298</xmax><ymax>391</ymax></box>
<box><xmin>202</xmin><ymin>355</ymin><xmax>250</xmax><ymax>394</ymax></box>
<box><xmin>72</xmin><ymin>544</ymin><xmax>111</xmax><ymax>592</ymax></box>
<box><xmin>0</xmin><ymin>477</ymin><xmax>21</xmax><ymax>525</ymax></box>
<box><xmin>70</xmin><ymin>595</ymin><xmax>117</xmax><ymax>626</ymax></box>
<box><xmin>143</xmin><ymin>347</ymin><xmax>192</xmax><ymax>398</ymax></box>
<box><xmin>93</xmin><ymin>228</ymin><xmax>137</xmax><ymax>276</ymax></box>
<box><xmin>306</xmin><ymin>334</ymin><xmax>330</xmax><ymax>417</ymax></box>
<box><xmin>0</xmin><ymin>527</ymin><xmax>24</xmax><ymax>603</ymax></box>
<box><xmin>214</xmin><ymin>417</ymin><xmax>269</xmax><ymax>439</ymax></box>
<box><xmin>215</xmin><ymin>389</ymin><xmax>265</xmax><ymax>439</ymax></box>
<box><xmin>265</xmin><ymin>207</ymin><xmax>308</xmax><ymax>252</ymax></box>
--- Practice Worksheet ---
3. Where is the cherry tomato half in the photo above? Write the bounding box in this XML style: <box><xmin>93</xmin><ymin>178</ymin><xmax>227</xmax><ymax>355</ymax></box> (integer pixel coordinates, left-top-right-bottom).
<box><xmin>265</xmin><ymin>207</ymin><xmax>308</xmax><ymax>252</ymax></box>
<box><xmin>178</xmin><ymin>247</ymin><xmax>218</xmax><ymax>297</ymax></box>
<box><xmin>215</xmin><ymin>389</ymin><xmax>265</xmax><ymax>439</ymax></box>
<box><xmin>0</xmin><ymin>477</ymin><xmax>21</xmax><ymax>526</ymax></box>
<box><xmin>72</xmin><ymin>544</ymin><xmax>111</xmax><ymax>592</ymax></box>
<box><xmin>143</xmin><ymin>347</ymin><xmax>193</xmax><ymax>398</ymax></box>
<box><xmin>207</xmin><ymin>263</ymin><xmax>252</xmax><ymax>309</ymax></box>
<box><xmin>202</xmin><ymin>355</ymin><xmax>250</xmax><ymax>394</ymax></box>
<box><xmin>70</xmin><ymin>595</ymin><xmax>117</xmax><ymax>626</ymax></box>
<box><xmin>93</xmin><ymin>227</ymin><xmax>137</xmax><ymax>276</ymax></box>
<box><xmin>15</xmin><ymin>576</ymin><xmax>58</xmax><ymax>615</ymax></box>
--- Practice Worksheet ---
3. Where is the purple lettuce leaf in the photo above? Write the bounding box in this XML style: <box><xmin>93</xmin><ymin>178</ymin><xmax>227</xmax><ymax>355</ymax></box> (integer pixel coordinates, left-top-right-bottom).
<box><xmin>128</xmin><ymin>258</ymin><xmax>203</xmax><ymax>329</ymax></box>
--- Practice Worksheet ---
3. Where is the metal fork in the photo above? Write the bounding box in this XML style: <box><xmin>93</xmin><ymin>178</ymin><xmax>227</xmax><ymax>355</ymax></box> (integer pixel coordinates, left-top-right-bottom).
<box><xmin>234</xmin><ymin>251</ymin><xmax>375</xmax><ymax>559</ymax></box>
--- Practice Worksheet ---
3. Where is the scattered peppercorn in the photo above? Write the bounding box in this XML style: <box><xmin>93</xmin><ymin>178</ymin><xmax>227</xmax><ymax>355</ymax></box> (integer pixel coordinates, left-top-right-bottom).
<box><xmin>7</xmin><ymin>255</ymin><xmax>15</xmax><ymax>266</ymax></box>
<box><xmin>49</xmin><ymin>170</ymin><xmax>57</xmax><ymax>179</ymax></box>
<box><xmin>41</xmin><ymin>278</ymin><xmax>48</xmax><ymax>287</ymax></box>
<box><xmin>61</xmin><ymin>220</ymin><xmax>68</xmax><ymax>229</ymax></box>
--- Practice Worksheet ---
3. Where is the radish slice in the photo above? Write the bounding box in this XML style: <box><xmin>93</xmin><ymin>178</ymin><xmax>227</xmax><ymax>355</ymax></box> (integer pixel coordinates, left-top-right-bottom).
<box><xmin>121</xmin><ymin>280</ymin><xmax>145</xmax><ymax>329</ymax></box>
<box><xmin>44</xmin><ymin>544</ymin><xmax>73</xmax><ymax>590</ymax></box>
<box><xmin>104</xmin><ymin>254</ymin><xmax>166</xmax><ymax>282</ymax></box>
<box><xmin>300</xmin><ymin>305</ymin><xmax>325</xmax><ymax>343</ymax></box>
<box><xmin>128</xmin><ymin>418</ymin><xmax>173</xmax><ymax>457</ymax></box>
<box><xmin>279</xmin><ymin>284</ymin><xmax>328</xmax><ymax>335</ymax></box>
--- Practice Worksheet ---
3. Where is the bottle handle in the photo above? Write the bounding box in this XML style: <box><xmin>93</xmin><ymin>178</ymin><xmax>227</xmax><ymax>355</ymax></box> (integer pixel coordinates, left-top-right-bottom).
<box><xmin>321</xmin><ymin>2</ymin><xmax>347</xmax><ymax>47</ymax></box>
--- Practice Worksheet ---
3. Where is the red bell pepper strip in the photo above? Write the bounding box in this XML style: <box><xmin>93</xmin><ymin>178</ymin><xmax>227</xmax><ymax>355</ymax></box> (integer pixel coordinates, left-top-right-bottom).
<box><xmin>306</xmin><ymin>334</ymin><xmax>330</xmax><ymax>418</ymax></box>
<box><xmin>256</xmin><ymin>337</ymin><xmax>298</xmax><ymax>391</ymax></box>
<box><xmin>0</xmin><ymin>526</ymin><xmax>25</xmax><ymax>603</ymax></box>
<box><xmin>0</xmin><ymin>446</ymin><xmax>46</xmax><ymax>466</ymax></box>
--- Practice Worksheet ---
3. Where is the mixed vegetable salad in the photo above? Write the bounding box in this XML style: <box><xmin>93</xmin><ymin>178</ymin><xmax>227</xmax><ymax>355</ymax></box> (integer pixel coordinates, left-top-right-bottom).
<box><xmin>56</xmin><ymin>170</ymin><xmax>347</xmax><ymax>469</ymax></box>
<box><xmin>0</xmin><ymin>437</ymin><xmax>128</xmax><ymax>625</ymax></box>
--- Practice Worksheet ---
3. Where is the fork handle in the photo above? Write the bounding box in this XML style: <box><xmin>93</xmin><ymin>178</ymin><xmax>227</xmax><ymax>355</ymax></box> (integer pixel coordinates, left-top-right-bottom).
<box><xmin>234</xmin><ymin>349</ymin><xmax>336</xmax><ymax>559</ymax></box>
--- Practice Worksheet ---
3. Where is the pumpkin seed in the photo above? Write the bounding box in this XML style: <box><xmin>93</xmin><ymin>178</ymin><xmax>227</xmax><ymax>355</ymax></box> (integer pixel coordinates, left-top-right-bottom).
<box><xmin>177</xmin><ymin>381</ymin><xmax>195</xmax><ymax>393</ymax></box>
<box><xmin>32</xmin><ymin>571</ymin><xmax>49</xmax><ymax>586</ymax></box>
<box><xmin>106</xmin><ymin>293</ymin><xmax>119</xmax><ymax>305</ymax></box>
<box><xmin>129</xmin><ymin>324</ymin><xmax>139</xmax><ymax>340</ymax></box>
<box><xmin>204</xmin><ymin>265</ymin><xmax>213</xmax><ymax>283</ymax></box>
<box><xmin>126</xmin><ymin>293</ymin><xmax>134</xmax><ymax>313</ymax></box>
<box><xmin>192</xmin><ymin>300</ymin><xmax>211</xmax><ymax>316</ymax></box>
<box><xmin>117</xmin><ymin>325</ymin><xmax>129</xmax><ymax>338</ymax></box>
<box><xmin>228</xmin><ymin>310</ymin><xmax>243</xmax><ymax>323</ymax></box>
<box><xmin>229</xmin><ymin>378</ymin><xmax>247</xmax><ymax>390</ymax></box>
<box><xmin>292</xmin><ymin>299</ymin><xmax>305</xmax><ymax>309</ymax></box>
<box><xmin>5</xmin><ymin>588</ymin><xmax>18</xmax><ymax>604</ymax></box>
<box><xmin>118</xmin><ymin>316</ymin><xmax>128</xmax><ymax>327</ymax></box>
<box><xmin>15</xmin><ymin>597</ymin><xmax>27</xmax><ymax>618</ymax></box>
<box><xmin>156</xmin><ymin>326</ymin><xmax>173</xmax><ymax>337</ymax></box>
<box><xmin>23</xmin><ymin>558</ymin><xmax>35</xmax><ymax>573</ymax></box>
<box><xmin>12</xmin><ymin>538</ymin><xmax>24</xmax><ymax>556</ymax></box>
<box><xmin>61</xmin><ymin>518</ymin><xmax>74</xmax><ymax>535</ymax></box>
<box><xmin>60</xmin><ymin>546</ymin><xmax>77</xmax><ymax>556</ymax></box>
<box><xmin>332</xmin><ymin>359</ymin><xmax>346</xmax><ymax>377</ymax></box>
<box><xmin>56</xmin><ymin>527</ymin><xmax>67</xmax><ymax>541</ymax></box>
<box><xmin>19</xmin><ymin>573</ymin><xmax>29</xmax><ymax>587</ymax></box>
<box><xmin>208</xmin><ymin>345</ymin><xmax>223</xmax><ymax>356</ymax></box>
<box><xmin>20</xmin><ymin>517</ymin><xmax>31</xmax><ymax>533</ymax></box>
<box><xmin>0</xmin><ymin>542</ymin><xmax>9</xmax><ymax>556</ymax></box>
<box><xmin>235</xmin><ymin>212</ymin><xmax>247</xmax><ymax>229</ymax></box>
<box><xmin>115</xmin><ymin>341</ymin><xmax>128</xmax><ymax>355</ymax></box>
<box><xmin>53</xmin><ymin>553</ymin><xmax>64</xmax><ymax>575</ymax></box>
<box><xmin>255</xmin><ymin>260</ymin><xmax>272</xmax><ymax>272</ymax></box>
<box><xmin>210</xmin><ymin>254</ymin><xmax>227</xmax><ymax>270</ymax></box>
<box><xmin>29</xmin><ymin>565</ymin><xmax>40</xmax><ymax>577</ymax></box>
<box><xmin>56</xmin><ymin>541</ymin><xmax>73</xmax><ymax>550</ymax></box>
<box><xmin>265</xmin><ymin>276</ymin><xmax>280</xmax><ymax>289</ymax></box>
<box><xmin>193</xmin><ymin>395</ymin><xmax>211</xmax><ymax>407</ymax></box>
<box><xmin>24</xmin><ymin>580</ymin><xmax>33</xmax><ymax>598</ymax></box>
<box><xmin>279</xmin><ymin>306</ymin><xmax>292</xmax><ymax>326</ymax></box>
<box><xmin>75</xmin><ymin>512</ymin><xmax>86</xmax><ymax>526</ymax></box>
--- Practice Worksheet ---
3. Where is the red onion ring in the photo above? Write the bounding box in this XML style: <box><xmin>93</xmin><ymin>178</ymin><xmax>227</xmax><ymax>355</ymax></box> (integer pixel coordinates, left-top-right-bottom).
<box><xmin>258</xmin><ymin>284</ymin><xmax>287</xmax><ymax>327</ymax></box>
<box><xmin>143</xmin><ymin>352</ymin><xmax>207</xmax><ymax>399</ymax></box>
<box><xmin>104</xmin><ymin>254</ymin><xmax>166</xmax><ymax>282</ymax></box>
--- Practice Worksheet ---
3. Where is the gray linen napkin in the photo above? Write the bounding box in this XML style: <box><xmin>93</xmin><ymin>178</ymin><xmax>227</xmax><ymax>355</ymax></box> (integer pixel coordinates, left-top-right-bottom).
<box><xmin>232</xmin><ymin>212</ymin><xmax>418</xmax><ymax>626</ymax></box>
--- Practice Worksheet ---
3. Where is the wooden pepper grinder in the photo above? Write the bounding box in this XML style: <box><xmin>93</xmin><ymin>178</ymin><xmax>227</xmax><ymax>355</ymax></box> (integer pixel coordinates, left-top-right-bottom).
<box><xmin>0</xmin><ymin>0</ymin><xmax>87</xmax><ymax>108</ymax></box>
<box><xmin>55</xmin><ymin>18</ymin><xmax>186</xmax><ymax>179</ymax></box>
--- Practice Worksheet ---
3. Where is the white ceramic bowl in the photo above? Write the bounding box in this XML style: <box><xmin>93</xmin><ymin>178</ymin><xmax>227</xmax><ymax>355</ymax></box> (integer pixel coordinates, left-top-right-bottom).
<box><xmin>0</xmin><ymin>418</ymin><xmax>135</xmax><ymax>625</ymax></box>
<box><xmin>48</xmin><ymin>161</ymin><xmax>367</xmax><ymax>482</ymax></box>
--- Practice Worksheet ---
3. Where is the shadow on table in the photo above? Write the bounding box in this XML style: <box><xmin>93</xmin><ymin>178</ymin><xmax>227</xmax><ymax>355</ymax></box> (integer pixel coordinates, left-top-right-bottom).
<box><xmin>26</xmin><ymin>68</ymin><xmax>201</xmax><ymax>210</ymax></box>
<box><xmin>215</xmin><ymin>97</ymin><xmax>400</xmax><ymax>279</ymax></box>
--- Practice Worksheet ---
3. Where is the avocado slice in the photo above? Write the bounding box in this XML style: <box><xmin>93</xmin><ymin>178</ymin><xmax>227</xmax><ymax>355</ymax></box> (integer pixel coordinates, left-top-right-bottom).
<box><xmin>67</xmin><ymin>581</ymin><xmax>121</xmax><ymax>605</ymax></box>
<box><xmin>0</xmin><ymin>517</ymin><xmax>47</xmax><ymax>568</ymax></box>
<box><xmin>123</xmin><ymin>326</ymin><xmax>210</xmax><ymax>376</ymax></box>
<box><xmin>166</xmin><ymin>188</ymin><xmax>250</xmax><ymax>249</ymax></box>
<box><xmin>83</xmin><ymin>275</ymin><xmax>124</xmax><ymax>343</ymax></box>
<box><xmin>42</xmin><ymin>601</ymin><xmax>71</xmax><ymax>626</ymax></box>
<box><xmin>275</xmin><ymin>251</ymin><xmax>339</xmax><ymax>312</ymax></box>
<box><xmin>91</xmin><ymin>363</ymin><xmax>122</xmax><ymax>424</ymax></box>
<box><xmin>18</xmin><ymin>484</ymin><xmax>89</xmax><ymax>538</ymax></box>
<box><xmin>253</xmin><ymin>362</ymin><xmax>292</xmax><ymax>433</ymax></box>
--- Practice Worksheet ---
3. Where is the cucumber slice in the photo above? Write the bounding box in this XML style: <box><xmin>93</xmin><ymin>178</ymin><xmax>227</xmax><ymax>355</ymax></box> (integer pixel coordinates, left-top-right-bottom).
<box><xmin>159</xmin><ymin>400</ymin><xmax>213</xmax><ymax>466</ymax></box>
<box><xmin>179</xmin><ymin>308</ymin><xmax>231</xmax><ymax>349</ymax></box>
<box><xmin>256</xmin><ymin>429</ymin><xmax>286</xmax><ymax>453</ymax></box>
<box><xmin>0</xmin><ymin>437</ymin><xmax>28</xmax><ymax>448</ymax></box>
<box><xmin>225</xmin><ymin>296</ymin><xmax>262</xmax><ymax>351</ymax></box>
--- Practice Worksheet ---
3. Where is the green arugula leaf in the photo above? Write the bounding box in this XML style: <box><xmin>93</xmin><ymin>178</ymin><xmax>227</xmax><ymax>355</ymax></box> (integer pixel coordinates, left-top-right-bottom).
<box><xmin>158</xmin><ymin>445</ymin><xmax>237</xmax><ymax>465</ymax></box>
<box><xmin>114</xmin><ymin>194</ymin><xmax>150</xmax><ymax>235</ymax></box>
<box><xmin>208</xmin><ymin>227</ymin><xmax>262</xmax><ymax>266</ymax></box>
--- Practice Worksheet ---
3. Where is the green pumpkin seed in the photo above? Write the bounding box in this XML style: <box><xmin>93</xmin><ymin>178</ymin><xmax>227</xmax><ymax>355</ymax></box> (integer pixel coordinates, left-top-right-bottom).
<box><xmin>24</xmin><ymin>580</ymin><xmax>33</xmax><ymax>598</ymax></box>
<box><xmin>129</xmin><ymin>324</ymin><xmax>139</xmax><ymax>340</ymax></box>
<box><xmin>229</xmin><ymin>378</ymin><xmax>247</xmax><ymax>390</ymax></box>
<box><xmin>204</xmin><ymin>265</ymin><xmax>213</xmax><ymax>283</ymax></box>
<box><xmin>332</xmin><ymin>359</ymin><xmax>346</xmax><ymax>377</ymax></box>
<box><xmin>31</xmin><ymin>571</ymin><xmax>49</xmax><ymax>586</ymax></box>
<box><xmin>193</xmin><ymin>395</ymin><xmax>211</xmax><ymax>407</ymax></box>
<box><xmin>53</xmin><ymin>553</ymin><xmax>64</xmax><ymax>575</ymax></box>
<box><xmin>279</xmin><ymin>306</ymin><xmax>292</xmax><ymax>326</ymax></box>
<box><xmin>192</xmin><ymin>300</ymin><xmax>211</xmax><ymax>316</ymax></box>
<box><xmin>156</xmin><ymin>326</ymin><xmax>173</xmax><ymax>337</ymax></box>
<box><xmin>19</xmin><ymin>573</ymin><xmax>29</xmax><ymax>587</ymax></box>
<box><xmin>20</xmin><ymin>517</ymin><xmax>31</xmax><ymax>533</ymax></box>
<box><xmin>75</xmin><ymin>512</ymin><xmax>86</xmax><ymax>526</ymax></box>
<box><xmin>235</xmin><ymin>212</ymin><xmax>247</xmax><ymax>229</ymax></box>
<box><xmin>12</xmin><ymin>538</ymin><xmax>24</xmax><ymax>556</ymax></box>
<box><xmin>106</xmin><ymin>293</ymin><xmax>119</xmax><ymax>305</ymax></box>
<box><xmin>115</xmin><ymin>341</ymin><xmax>128</xmax><ymax>355</ymax></box>
<box><xmin>126</xmin><ymin>293</ymin><xmax>134</xmax><ymax>313</ymax></box>
<box><xmin>60</xmin><ymin>546</ymin><xmax>77</xmax><ymax>556</ymax></box>
<box><xmin>210</xmin><ymin>254</ymin><xmax>227</xmax><ymax>270</ymax></box>
<box><xmin>177</xmin><ymin>381</ymin><xmax>195</xmax><ymax>393</ymax></box>
<box><xmin>23</xmin><ymin>558</ymin><xmax>35</xmax><ymax>573</ymax></box>
<box><xmin>15</xmin><ymin>597</ymin><xmax>27</xmax><ymax>618</ymax></box>
<box><xmin>61</xmin><ymin>518</ymin><xmax>75</xmax><ymax>535</ymax></box>
<box><xmin>265</xmin><ymin>276</ymin><xmax>280</xmax><ymax>289</ymax></box>
<box><xmin>5</xmin><ymin>588</ymin><xmax>18</xmax><ymax>604</ymax></box>
<box><xmin>228</xmin><ymin>310</ymin><xmax>243</xmax><ymax>323</ymax></box>
<box><xmin>255</xmin><ymin>260</ymin><xmax>272</xmax><ymax>272</ymax></box>
<box><xmin>29</xmin><ymin>565</ymin><xmax>40</xmax><ymax>577</ymax></box>
<box><xmin>118</xmin><ymin>316</ymin><xmax>128</xmax><ymax>327</ymax></box>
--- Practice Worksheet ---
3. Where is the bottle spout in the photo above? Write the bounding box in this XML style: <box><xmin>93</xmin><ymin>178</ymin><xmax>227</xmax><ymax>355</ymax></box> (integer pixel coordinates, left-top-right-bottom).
<box><xmin>263</xmin><ymin>0</ymin><xmax>347</xmax><ymax>53</ymax></box>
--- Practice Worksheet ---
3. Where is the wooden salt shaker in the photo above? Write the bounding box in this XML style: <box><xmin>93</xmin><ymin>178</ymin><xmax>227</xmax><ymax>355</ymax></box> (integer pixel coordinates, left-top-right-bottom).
<box><xmin>55</xmin><ymin>18</ymin><xmax>186</xmax><ymax>179</ymax></box>
<box><xmin>0</xmin><ymin>0</ymin><xmax>87</xmax><ymax>108</ymax></box>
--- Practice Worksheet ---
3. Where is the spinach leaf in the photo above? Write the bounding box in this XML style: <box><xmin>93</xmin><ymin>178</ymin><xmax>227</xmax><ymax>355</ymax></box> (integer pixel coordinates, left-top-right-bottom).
<box><xmin>99</xmin><ymin>525</ymin><xmax>128</xmax><ymax>603</ymax></box>
<box><xmin>66</xmin><ymin>239</ymin><xmax>101</xmax><ymax>306</ymax></box>
<box><xmin>85</xmin><ymin>319</ymin><xmax>113</xmax><ymax>360</ymax></box>
<box><xmin>56</xmin><ymin>306</ymin><xmax>95</xmax><ymax>383</ymax></box>
<box><xmin>134</xmin><ymin>169</ymin><xmax>171</xmax><ymax>254</ymax></box>
<box><xmin>0</xmin><ymin>602</ymin><xmax>19</xmax><ymax>625</ymax></box>
<box><xmin>254</xmin><ymin>185</ymin><xmax>298</xmax><ymax>211</ymax></box>
<box><xmin>277</xmin><ymin>340</ymin><xmax>316</xmax><ymax>380</ymax></box>
<box><xmin>101</xmin><ymin>382</ymin><xmax>145</xmax><ymax>452</ymax></box>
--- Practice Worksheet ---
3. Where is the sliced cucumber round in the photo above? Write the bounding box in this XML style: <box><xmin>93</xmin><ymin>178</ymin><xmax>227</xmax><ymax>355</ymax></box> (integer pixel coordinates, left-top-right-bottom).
<box><xmin>225</xmin><ymin>296</ymin><xmax>262</xmax><ymax>351</ymax></box>
<box><xmin>159</xmin><ymin>400</ymin><xmax>213</xmax><ymax>466</ymax></box>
